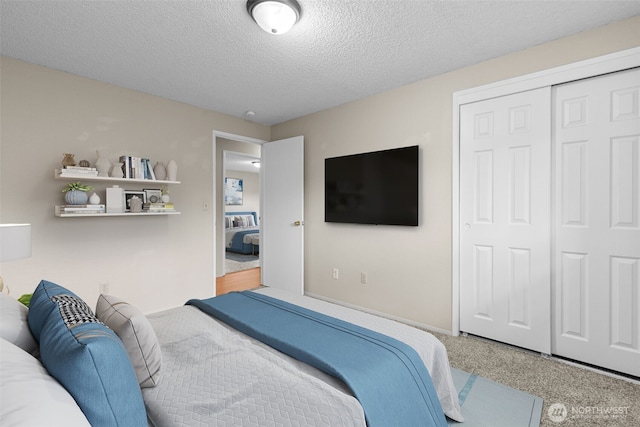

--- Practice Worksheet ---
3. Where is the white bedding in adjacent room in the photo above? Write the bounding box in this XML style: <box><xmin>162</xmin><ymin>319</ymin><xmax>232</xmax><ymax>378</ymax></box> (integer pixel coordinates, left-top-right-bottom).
<box><xmin>224</xmin><ymin>225</ymin><xmax>259</xmax><ymax>248</ymax></box>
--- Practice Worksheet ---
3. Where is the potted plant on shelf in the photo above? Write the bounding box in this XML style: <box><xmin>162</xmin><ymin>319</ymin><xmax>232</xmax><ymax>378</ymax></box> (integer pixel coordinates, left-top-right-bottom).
<box><xmin>62</xmin><ymin>182</ymin><xmax>93</xmax><ymax>205</ymax></box>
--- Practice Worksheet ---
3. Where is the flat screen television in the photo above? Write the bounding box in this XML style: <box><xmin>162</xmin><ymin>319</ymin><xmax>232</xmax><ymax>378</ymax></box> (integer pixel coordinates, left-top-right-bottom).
<box><xmin>325</xmin><ymin>145</ymin><xmax>418</xmax><ymax>226</ymax></box>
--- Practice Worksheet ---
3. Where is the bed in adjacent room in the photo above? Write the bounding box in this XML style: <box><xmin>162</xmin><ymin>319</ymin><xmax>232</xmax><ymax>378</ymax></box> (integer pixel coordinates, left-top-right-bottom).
<box><xmin>1</xmin><ymin>280</ymin><xmax>463</xmax><ymax>427</ymax></box>
<box><xmin>225</xmin><ymin>211</ymin><xmax>260</xmax><ymax>254</ymax></box>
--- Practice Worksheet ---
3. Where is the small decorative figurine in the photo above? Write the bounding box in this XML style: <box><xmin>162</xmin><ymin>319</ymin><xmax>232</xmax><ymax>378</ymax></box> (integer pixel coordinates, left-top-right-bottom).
<box><xmin>128</xmin><ymin>196</ymin><xmax>143</xmax><ymax>213</ymax></box>
<box><xmin>61</xmin><ymin>153</ymin><xmax>76</xmax><ymax>167</ymax></box>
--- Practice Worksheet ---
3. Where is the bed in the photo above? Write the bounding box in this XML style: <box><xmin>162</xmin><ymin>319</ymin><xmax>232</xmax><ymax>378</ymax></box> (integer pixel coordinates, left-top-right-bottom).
<box><xmin>1</xmin><ymin>280</ymin><xmax>464</xmax><ymax>427</ymax></box>
<box><xmin>225</xmin><ymin>211</ymin><xmax>259</xmax><ymax>254</ymax></box>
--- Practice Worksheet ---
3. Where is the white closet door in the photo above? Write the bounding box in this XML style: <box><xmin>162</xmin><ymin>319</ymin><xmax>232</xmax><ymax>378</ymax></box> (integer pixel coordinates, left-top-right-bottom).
<box><xmin>460</xmin><ymin>87</ymin><xmax>552</xmax><ymax>354</ymax></box>
<box><xmin>553</xmin><ymin>68</ymin><xmax>640</xmax><ymax>376</ymax></box>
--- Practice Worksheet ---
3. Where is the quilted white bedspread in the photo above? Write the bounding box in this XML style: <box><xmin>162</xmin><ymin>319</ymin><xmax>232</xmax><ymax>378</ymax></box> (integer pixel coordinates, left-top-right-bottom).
<box><xmin>143</xmin><ymin>287</ymin><xmax>463</xmax><ymax>426</ymax></box>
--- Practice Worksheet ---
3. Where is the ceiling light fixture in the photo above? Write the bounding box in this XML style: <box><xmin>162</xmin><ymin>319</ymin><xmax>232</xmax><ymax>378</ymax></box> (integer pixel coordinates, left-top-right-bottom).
<box><xmin>247</xmin><ymin>0</ymin><xmax>301</xmax><ymax>35</ymax></box>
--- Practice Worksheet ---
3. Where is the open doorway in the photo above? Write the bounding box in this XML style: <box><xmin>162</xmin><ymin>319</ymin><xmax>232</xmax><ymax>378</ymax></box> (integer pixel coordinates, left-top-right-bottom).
<box><xmin>213</xmin><ymin>131</ymin><xmax>304</xmax><ymax>296</ymax></box>
<box><xmin>224</xmin><ymin>151</ymin><xmax>261</xmax><ymax>274</ymax></box>
<box><xmin>213</xmin><ymin>131</ymin><xmax>265</xmax><ymax>297</ymax></box>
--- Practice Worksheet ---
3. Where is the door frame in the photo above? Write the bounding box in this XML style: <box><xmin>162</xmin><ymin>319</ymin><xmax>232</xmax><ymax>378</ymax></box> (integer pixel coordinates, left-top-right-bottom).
<box><xmin>213</xmin><ymin>130</ymin><xmax>266</xmax><ymax>294</ymax></box>
<box><xmin>452</xmin><ymin>47</ymin><xmax>640</xmax><ymax>336</ymax></box>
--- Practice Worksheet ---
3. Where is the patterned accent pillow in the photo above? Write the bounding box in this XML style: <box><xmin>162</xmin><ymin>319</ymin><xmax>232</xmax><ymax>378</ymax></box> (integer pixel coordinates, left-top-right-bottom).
<box><xmin>51</xmin><ymin>295</ymin><xmax>103</xmax><ymax>328</ymax></box>
<box><xmin>27</xmin><ymin>280</ymin><xmax>147</xmax><ymax>427</ymax></box>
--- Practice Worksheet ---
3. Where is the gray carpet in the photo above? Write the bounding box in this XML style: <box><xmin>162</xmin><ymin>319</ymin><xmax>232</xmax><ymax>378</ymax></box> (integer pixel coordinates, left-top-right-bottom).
<box><xmin>432</xmin><ymin>332</ymin><xmax>639</xmax><ymax>426</ymax></box>
<box><xmin>225</xmin><ymin>252</ymin><xmax>259</xmax><ymax>273</ymax></box>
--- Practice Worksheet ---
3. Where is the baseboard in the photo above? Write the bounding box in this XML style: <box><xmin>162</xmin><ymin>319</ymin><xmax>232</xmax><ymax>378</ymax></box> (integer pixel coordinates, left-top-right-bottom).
<box><xmin>551</xmin><ymin>356</ymin><xmax>640</xmax><ymax>385</ymax></box>
<box><xmin>304</xmin><ymin>292</ymin><xmax>453</xmax><ymax>336</ymax></box>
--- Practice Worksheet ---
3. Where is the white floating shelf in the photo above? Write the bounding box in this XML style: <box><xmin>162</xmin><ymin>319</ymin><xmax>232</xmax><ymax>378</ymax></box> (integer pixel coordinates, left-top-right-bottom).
<box><xmin>54</xmin><ymin>209</ymin><xmax>181</xmax><ymax>218</ymax></box>
<box><xmin>54</xmin><ymin>172</ymin><xmax>180</xmax><ymax>185</ymax></box>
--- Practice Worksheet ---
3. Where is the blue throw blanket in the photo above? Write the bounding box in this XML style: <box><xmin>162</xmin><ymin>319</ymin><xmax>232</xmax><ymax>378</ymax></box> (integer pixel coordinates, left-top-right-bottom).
<box><xmin>187</xmin><ymin>291</ymin><xmax>446</xmax><ymax>427</ymax></box>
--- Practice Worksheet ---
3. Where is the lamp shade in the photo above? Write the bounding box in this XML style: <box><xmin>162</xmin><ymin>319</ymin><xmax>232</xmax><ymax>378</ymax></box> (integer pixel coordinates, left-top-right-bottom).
<box><xmin>0</xmin><ymin>224</ymin><xmax>32</xmax><ymax>262</ymax></box>
<box><xmin>247</xmin><ymin>0</ymin><xmax>301</xmax><ymax>35</ymax></box>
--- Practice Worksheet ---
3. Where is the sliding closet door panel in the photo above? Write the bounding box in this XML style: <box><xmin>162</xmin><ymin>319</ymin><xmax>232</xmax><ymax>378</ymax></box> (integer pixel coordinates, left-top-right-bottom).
<box><xmin>460</xmin><ymin>87</ymin><xmax>551</xmax><ymax>353</ymax></box>
<box><xmin>553</xmin><ymin>67</ymin><xmax>640</xmax><ymax>377</ymax></box>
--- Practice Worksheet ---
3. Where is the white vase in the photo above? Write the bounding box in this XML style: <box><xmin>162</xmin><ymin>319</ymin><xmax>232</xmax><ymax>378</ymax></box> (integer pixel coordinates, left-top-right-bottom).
<box><xmin>153</xmin><ymin>162</ymin><xmax>167</xmax><ymax>180</ymax></box>
<box><xmin>89</xmin><ymin>192</ymin><xmax>100</xmax><ymax>205</ymax></box>
<box><xmin>95</xmin><ymin>149</ymin><xmax>110</xmax><ymax>177</ymax></box>
<box><xmin>110</xmin><ymin>162</ymin><xmax>124</xmax><ymax>178</ymax></box>
<box><xmin>166</xmin><ymin>160</ymin><xmax>178</xmax><ymax>181</ymax></box>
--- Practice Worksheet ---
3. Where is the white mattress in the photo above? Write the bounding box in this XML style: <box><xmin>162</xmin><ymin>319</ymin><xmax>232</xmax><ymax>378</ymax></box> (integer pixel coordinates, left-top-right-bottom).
<box><xmin>143</xmin><ymin>287</ymin><xmax>463</xmax><ymax>426</ymax></box>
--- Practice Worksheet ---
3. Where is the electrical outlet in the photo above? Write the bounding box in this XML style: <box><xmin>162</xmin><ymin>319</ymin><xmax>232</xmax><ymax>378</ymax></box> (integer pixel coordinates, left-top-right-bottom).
<box><xmin>99</xmin><ymin>282</ymin><xmax>109</xmax><ymax>294</ymax></box>
<box><xmin>360</xmin><ymin>272</ymin><xmax>368</xmax><ymax>284</ymax></box>
<box><xmin>332</xmin><ymin>268</ymin><xmax>339</xmax><ymax>280</ymax></box>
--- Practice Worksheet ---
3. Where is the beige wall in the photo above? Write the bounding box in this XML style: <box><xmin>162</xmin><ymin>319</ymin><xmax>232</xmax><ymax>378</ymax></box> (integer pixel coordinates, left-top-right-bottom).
<box><xmin>1</xmin><ymin>16</ymin><xmax>638</xmax><ymax>327</ymax></box>
<box><xmin>0</xmin><ymin>56</ymin><xmax>270</xmax><ymax>313</ymax></box>
<box><xmin>272</xmin><ymin>16</ymin><xmax>640</xmax><ymax>332</ymax></box>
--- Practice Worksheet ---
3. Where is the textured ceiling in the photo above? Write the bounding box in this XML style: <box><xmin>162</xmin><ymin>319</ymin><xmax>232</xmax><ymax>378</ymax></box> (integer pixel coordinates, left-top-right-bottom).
<box><xmin>226</xmin><ymin>151</ymin><xmax>261</xmax><ymax>173</ymax></box>
<box><xmin>1</xmin><ymin>1</ymin><xmax>639</xmax><ymax>125</ymax></box>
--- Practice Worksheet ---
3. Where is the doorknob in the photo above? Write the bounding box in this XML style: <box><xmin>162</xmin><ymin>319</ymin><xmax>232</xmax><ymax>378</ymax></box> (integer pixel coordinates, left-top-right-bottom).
<box><xmin>464</xmin><ymin>223</ymin><xmax>471</xmax><ymax>230</ymax></box>
<box><xmin>293</xmin><ymin>220</ymin><xmax>303</xmax><ymax>226</ymax></box>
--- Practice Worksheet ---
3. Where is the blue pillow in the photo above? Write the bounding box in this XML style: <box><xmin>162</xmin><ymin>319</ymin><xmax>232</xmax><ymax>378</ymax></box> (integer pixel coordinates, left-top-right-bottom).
<box><xmin>27</xmin><ymin>280</ymin><xmax>147</xmax><ymax>427</ymax></box>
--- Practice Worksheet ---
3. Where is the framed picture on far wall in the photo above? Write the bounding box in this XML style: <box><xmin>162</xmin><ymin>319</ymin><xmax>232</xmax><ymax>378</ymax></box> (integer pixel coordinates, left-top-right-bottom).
<box><xmin>225</xmin><ymin>177</ymin><xmax>243</xmax><ymax>205</ymax></box>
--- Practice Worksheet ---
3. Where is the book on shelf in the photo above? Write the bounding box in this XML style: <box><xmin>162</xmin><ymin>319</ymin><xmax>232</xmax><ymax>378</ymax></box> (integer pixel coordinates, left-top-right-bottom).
<box><xmin>119</xmin><ymin>156</ymin><xmax>158</xmax><ymax>180</ymax></box>
<box><xmin>60</xmin><ymin>210</ymin><xmax>106</xmax><ymax>215</ymax></box>
<box><xmin>143</xmin><ymin>202</ymin><xmax>175</xmax><ymax>212</ymax></box>
<box><xmin>56</xmin><ymin>205</ymin><xmax>105</xmax><ymax>215</ymax></box>
<box><xmin>64</xmin><ymin>166</ymin><xmax>97</xmax><ymax>171</ymax></box>
<box><xmin>146</xmin><ymin>159</ymin><xmax>156</xmax><ymax>180</ymax></box>
<box><xmin>55</xmin><ymin>168</ymin><xmax>99</xmax><ymax>177</ymax></box>
<box><xmin>58</xmin><ymin>204</ymin><xmax>105</xmax><ymax>211</ymax></box>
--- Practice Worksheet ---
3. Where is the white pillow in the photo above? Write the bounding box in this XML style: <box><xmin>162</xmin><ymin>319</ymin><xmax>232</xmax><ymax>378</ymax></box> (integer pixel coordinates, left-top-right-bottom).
<box><xmin>235</xmin><ymin>214</ymin><xmax>255</xmax><ymax>227</ymax></box>
<box><xmin>0</xmin><ymin>293</ymin><xmax>37</xmax><ymax>354</ymax></box>
<box><xmin>0</xmin><ymin>337</ymin><xmax>91</xmax><ymax>427</ymax></box>
<box><xmin>225</xmin><ymin>216</ymin><xmax>234</xmax><ymax>229</ymax></box>
<box><xmin>96</xmin><ymin>294</ymin><xmax>162</xmax><ymax>388</ymax></box>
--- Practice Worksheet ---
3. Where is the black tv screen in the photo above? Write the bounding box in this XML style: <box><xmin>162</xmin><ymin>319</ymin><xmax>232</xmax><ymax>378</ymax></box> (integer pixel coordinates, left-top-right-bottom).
<box><xmin>325</xmin><ymin>145</ymin><xmax>418</xmax><ymax>226</ymax></box>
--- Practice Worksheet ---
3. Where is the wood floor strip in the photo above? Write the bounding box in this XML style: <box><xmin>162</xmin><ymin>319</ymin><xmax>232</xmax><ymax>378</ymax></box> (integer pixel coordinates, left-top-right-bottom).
<box><xmin>216</xmin><ymin>267</ymin><xmax>261</xmax><ymax>295</ymax></box>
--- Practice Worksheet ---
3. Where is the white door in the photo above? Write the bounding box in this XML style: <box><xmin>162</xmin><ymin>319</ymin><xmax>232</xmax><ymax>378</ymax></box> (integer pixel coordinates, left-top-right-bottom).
<box><xmin>460</xmin><ymin>88</ymin><xmax>552</xmax><ymax>354</ymax></box>
<box><xmin>261</xmin><ymin>136</ymin><xmax>304</xmax><ymax>294</ymax></box>
<box><xmin>552</xmin><ymin>68</ymin><xmax>640</xmax><ymax>376</ymax></box>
